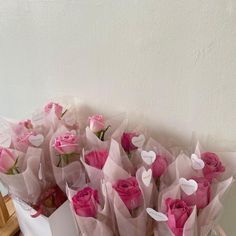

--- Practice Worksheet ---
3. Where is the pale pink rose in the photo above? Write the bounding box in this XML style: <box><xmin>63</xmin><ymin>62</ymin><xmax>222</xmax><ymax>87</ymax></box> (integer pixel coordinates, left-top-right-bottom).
<box><xmin>181</xmin><ymin>177</ymin><xmax>211</xmax><ymax>209</ymax></box>
<box><xmin>84</xmin><ymin>149</ymin><xmax>108</xmax><ymax>169</ymax></box>
<box><xmin>166</xmin><ymin>198</ymin><xmax>192</xmax><ymax>236</ymax></box>
<box><xmin>0</xmin><ymin>148</ymin><xmax>17</xmax><ymax>174</ymax></box>
<box><xmin>88</xmin><ymin>115</ymin><xmax>105</xmax><ymax>133</ymax></box>
<box><xmin>44</xmin><ymin>102</ymin><xmax>63</xmax><ymax>118</ymax></box>
<box><xmin>201</xmin><ymin>152</ymin><xmax>225</xmax><ymax>181</ymax></box>
<box><xmin>15</xmin><ymin>131</ymin><xmax>34</xmax><ymax>152</ymax></box>
<box><xmin>53</xmin><ymin>131</ymin><xmax>79</xmax><ymax>155</ymax></box>
<box><xmin>72</xmin><ymin>187</ymin><xmax>99</xmax><ymax>217</ymax></box>
<box><xmin>151</xmin><ymin>154</ymin><xmax>168</xmax><ymax>178</ymax></box>
<box><xmin>113</xmin><ymin>177</ymin><xmax>143</xmax><ymax>210</ymax></box>
<box><xmin>121</xmin><ymin>132</ymin><xmax>138</xmax><ymax>153</ymax></box>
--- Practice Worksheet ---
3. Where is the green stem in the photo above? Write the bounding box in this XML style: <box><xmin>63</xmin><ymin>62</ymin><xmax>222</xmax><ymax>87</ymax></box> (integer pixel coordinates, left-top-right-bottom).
<box><xmin>100</xmin><ymin>125</ymin><xmax>111</xmax><ymax>141</ymax></box>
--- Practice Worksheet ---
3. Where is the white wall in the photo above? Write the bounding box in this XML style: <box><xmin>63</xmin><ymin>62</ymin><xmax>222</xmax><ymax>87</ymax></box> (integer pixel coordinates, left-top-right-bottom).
<box><xmin>0</xmin><ymin>0</ymin><xmax>236</xmax><ymax>234</ymax></box>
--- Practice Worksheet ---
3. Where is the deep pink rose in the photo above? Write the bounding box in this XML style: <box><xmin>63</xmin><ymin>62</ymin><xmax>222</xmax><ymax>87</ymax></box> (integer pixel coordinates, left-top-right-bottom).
<box><xmin>151</xmin><ymin>155</ymin><xmax>168</xmax><ymax>178</ymax></box>
<box><xmin>53</xmin><ymin>131</ymin><xmax>79</xmax><ymax>155</ymax></box>
<box><xmin>72</xmin><ymin>187</ymin><xmax>99</xmax><ymax>217</ymax></box>
<box><xmin>113</xmin><ymin>177</ymin><xmax>143</xmax><ymax>210</ymax></box>
<box><xmin>201</xmin><ymin>152</ymin><xmax>225</xmax><ymax>181</ymax></box>
<box><xmin>0</xmin><ymin>148</ymin><xmax>17</xmax><ymax>174</ymax></box>
<box><xmin>44</xmin><ymin>102</ymin><xmax>63</xmax><ymax>118</ymax></box>
<box><xmin>121</xmin><ymin>132</ymin><xmax>138</xmax><ymax>153</ymax></box>
<box><xmin>88</xmin><ymin>114</ymin><xmax>105</xmax><ymax>133</ymax></box>
<box><xmin>84</xmin><ymin>149</ymin><xmax>108</xmax><ymax>169</ymax></box>
<box><xmin>181</xmin><ymin>177</ymin><xmax>211</xmax><ymax>209</ymax></box>
<box><xmin>166</xmin><ymin>198</ymin><xmax>192</xmax><ymax>236</ymax></box>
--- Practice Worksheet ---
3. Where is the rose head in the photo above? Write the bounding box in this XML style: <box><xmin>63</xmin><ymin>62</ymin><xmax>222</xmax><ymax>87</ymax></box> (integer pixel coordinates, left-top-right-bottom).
<box><xmin>53</xmin><ymin>131</ymin><xmax>79</xmax><ymax>155</ymax></box>
<box><xmin>44</xmin><ymin>102</ymin><xmax>63</xmax><ymax>119</ymax></box>
<box><xmin>84</xmin><ymin>149</ymin><xmax>109</xmax><ymax>169</ymax></box>
<box><xmin>121</xmin><ymin>132</ymin><xmax>139</xmax><ymax>153</ymax></box>
<box><xmin>72</xmin><ymin>187</ymin><xmax>99</xmax><ymax>217</ymax></box>
<box><xmin>201</xmin><ymin>152</ymin><xmax>225</xmax><ymax>181</ymax></box>
<box><xmin>166</xmin><ymin>198</ymin><xmax>192</xmax><ymax>236</ymax></box>
<box><xmin>181</xmin><ymin>177</ymin><xmax>211</xmax><ymax>209</ymax></box>
<box><xmin>151</xmin><ymin>154</ymin><xmax>168</xmax><ymax>178</ymax></box>
<box><xmin>88</xmin><ymin>114</ymin><xmax>105</xmax><ymax>133</ymax></box>
<box><xmin>113</xmin><ymin>177</ymin><xmax>143</xmax><ymax>210</ymax></box>
<box><xmin>0</xmin><ymin>148</ymin><xmax>17</xmax><ymax>174</ymax></box>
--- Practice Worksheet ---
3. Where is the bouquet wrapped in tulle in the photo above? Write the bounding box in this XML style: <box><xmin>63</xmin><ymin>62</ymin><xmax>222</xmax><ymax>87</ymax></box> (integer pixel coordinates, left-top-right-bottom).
<box><xmin>0</xmin><ymin>99</ymin><xmax>235</xmax><ymax>236</ymax></box>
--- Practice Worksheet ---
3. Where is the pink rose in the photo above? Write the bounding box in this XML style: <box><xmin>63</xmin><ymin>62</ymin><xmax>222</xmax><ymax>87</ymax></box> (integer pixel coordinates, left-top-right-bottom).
<box><xmin>84</xmin><ymin>149</ymin><xmax>109</xmax><ymax>169</ymax></box>
<box><xmin>166</xmin><ymin>198</ymin><xmax>192</xmax><ymax>236</ymax></box>
<box><xmin>53</xmin><ymin>131</ymin><xmax>79</xmax><ymax>155</ymax></box>
<box><xmin>44</xmin><ymin>102</ymin><xmax>63</xmax><ymax>118</ymax></box>
<box><xmin>72</xmin><ymin>187</ymin><xmax>99</xmax><ymax>217</ymax></box>
<box><xmin>113</xmin><ymin>177</ymin><xmax>143</xmax><ymax>210</ymax></box>
<box><xmin>151</xmin><ymin>155</ymin><xmax>168</xmax><ymax>178</ymax></box>
<box><xmin>181</xmin><ymin>177</ymin><xmax>211</xmax><ymax>209</ymax></box>
<box><xmin>201</xmin><ymin>152</ymin><xmax>225</xmax><ymax>181</ymax></box>
<box><xmin>0</xmin><ymin>148</ymin><xmax>17</xmax><ymax>174</ymax></box>
<box><xmin>88</xmin><ymin>115</ymin><xmax>105</xmax><ymax>133</ymax></box>
<box><xmin>121</xmin><ymin>132</ymin><xmax>138</xmax><ymax>153</ymax></box>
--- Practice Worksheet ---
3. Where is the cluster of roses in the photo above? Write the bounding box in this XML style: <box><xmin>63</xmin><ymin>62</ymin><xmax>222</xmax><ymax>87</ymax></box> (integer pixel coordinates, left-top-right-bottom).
<box><xmin>0</xmin><ymin>101</ymin><xmax>235</xmax><ymax>236</ymax></box>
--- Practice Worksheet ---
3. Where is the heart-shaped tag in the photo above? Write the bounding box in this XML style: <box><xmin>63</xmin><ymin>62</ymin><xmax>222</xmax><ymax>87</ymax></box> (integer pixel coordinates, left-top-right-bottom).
<box><xmin>142</xmin><ymin>169</ymin><xmax>152</xmax><ymax>186</ymax></box>
<box><xmin>191</xmin><ymin>153</ymin><xmax>205</xmax><ymax>170</ymax></box>
<box><xmin>141</xmin><ymin>150</ymin><xmax>156</xmax><ymax>165</ymax></box>
<box><xmin>0</xmin><ymin>133</ymin><xmax>11</xmax><ymax>148</ymax></box>
<box><xmin>29</xmin><ymin>134</ymin><xmax>44</xmax><ymax>147</ymax></box>
<box><xmin>131</xmin><ymin>134</ymin><xmax>145</xmax><ymax>148</ymax></box>
<box><xmin>179</xmin><ymin>178</ymin><xmax>198</xmax><ymax>195</ymax></box>
<box><xmin>146</xmin><ymin>208</ymin><xmax>168</xmax><ymax>222</ymax></box>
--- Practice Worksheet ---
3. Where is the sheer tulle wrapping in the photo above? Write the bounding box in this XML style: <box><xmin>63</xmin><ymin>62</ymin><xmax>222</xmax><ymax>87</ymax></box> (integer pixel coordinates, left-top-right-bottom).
<box><xmin>0</xmin><ymin>147</ymin><xmax>42</xmax><ymax>204</ymax></box>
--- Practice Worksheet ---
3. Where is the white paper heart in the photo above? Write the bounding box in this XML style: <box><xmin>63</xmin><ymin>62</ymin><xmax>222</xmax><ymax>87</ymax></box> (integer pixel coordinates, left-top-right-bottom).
<box><xmin>179</xmin><ymin>178</ymin><xmax>198</xmax><ymax>195</ymax></box>
<box><xmin>146</xmin><ymin>208</ymin><xmax>168</xmax><ymax>222</ymax></box>
<box><xmin>142</xmin><ymin>169</ymin><xmax>152</xmax><ymax>186</ymax></box>
<box><xmin>141</xmin><ymin>150</ymin><xmax>156</xmax><ymax>165</ymax></box>
<box><xmin>0</xmin><ymin>133</ymin><xmax>11</xmax><ymax>148</ymax></box>
<box><xmin>131</xmin><ymin>134</ymin><xmax>145</xmax><ymax>148</ymax></box>
<box><xmin>191</xmin><ymin>153</ymin><xmax>205</xmax><ymax>170</ymax></box>
<box><xmin>28</xmin><ymin>134</ymin><xmax>44</xmax><ymax>147</ymax></box>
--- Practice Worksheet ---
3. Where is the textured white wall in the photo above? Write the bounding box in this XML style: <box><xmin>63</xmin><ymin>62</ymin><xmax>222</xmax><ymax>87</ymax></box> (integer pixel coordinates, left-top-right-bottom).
<box><xmin>0</xmin><ymin>0</ymin><xmax>236</xmax><ymax>234</ymax></box>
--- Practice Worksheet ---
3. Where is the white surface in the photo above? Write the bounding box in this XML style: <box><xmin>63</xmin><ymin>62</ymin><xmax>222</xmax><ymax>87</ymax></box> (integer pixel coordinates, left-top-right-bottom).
<box><xmin>0</xmin><ymin>0</ymin><xmax>236</xmax><ymax>234</ymax></box>
<box><xmin>13</xmin><ymin>199</ymin><xmax>79</xmax><ymax>236</ymax></box>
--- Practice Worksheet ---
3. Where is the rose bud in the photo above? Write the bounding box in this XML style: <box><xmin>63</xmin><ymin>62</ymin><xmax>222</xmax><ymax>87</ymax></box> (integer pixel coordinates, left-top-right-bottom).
<box><xmin>121</xmin><ymin>132</ymin><xmax>139</xmax><ymax>154</ymax></box>
<box><xmin>84</xmin><ymin>149</ymin><xmax>109</xmax><ymax>169</ymax></box>
<box><xmin>181</xmin><ymin>177</ymin><xmax>211</xmax><ymax>209</ymax></box>
<box><xmin>151</xmin><ymin>154</ymin><xmax>168</xmax><ymax>178</ymax></box>
<box><xmin>0</xmin><ymin>148</ymin><xmax>18</xmax><ymax>174</ymax></box>
<box><xmin>88</xmin><ymin>115</ymin><xmax>105</xmax><ymax>133</ymax></box>
<box><xmin>72</xmin><ymin>187</ymin><xmax>99</xmax><ymax>217</ymax></box>
<box><xmin>166</xmin><ymin>198</ymin><xmax>192</xmax><ymax>236</ymax></box>
<box><xmin>113</xmin><ymin>177</ymin><xmax>143</xmax><ymax>210</ymax></box>
<box><xmin>201</xmin><ymin>152</ymin><xmax>225</xmax><ymax>181</ymax></box>
<box><xmin>53</xmin><ymin>131</ymin><xmax>80</xmax><ymax>155</ymax></box>
<box><xmin>44</xmin><ymin>102</ymin><xmax>63</xmax><ymax>119</ymax></box>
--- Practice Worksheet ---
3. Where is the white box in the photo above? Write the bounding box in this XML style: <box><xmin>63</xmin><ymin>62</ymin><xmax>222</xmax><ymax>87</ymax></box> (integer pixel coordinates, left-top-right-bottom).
<box><xmin>13</xmin><ymin>199</ymin><xmax>80</xmax><ymax>236</ymax></box>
